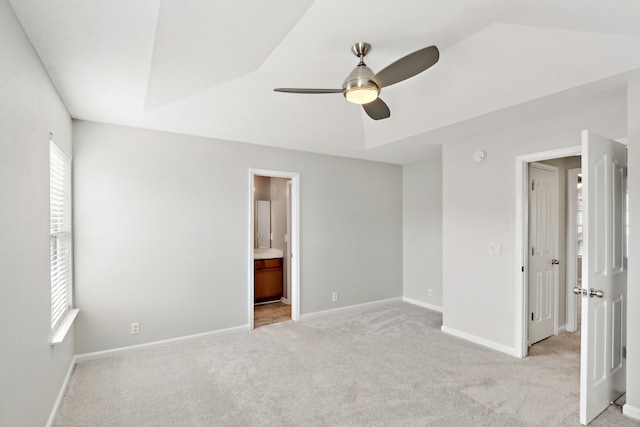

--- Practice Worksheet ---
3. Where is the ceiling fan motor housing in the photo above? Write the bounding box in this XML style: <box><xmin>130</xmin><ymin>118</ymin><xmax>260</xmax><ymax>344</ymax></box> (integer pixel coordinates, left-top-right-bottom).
<box><xmin>342</xmin><ymin>64</ymin><xmax>379</xmax><ymax>104</ymax></box>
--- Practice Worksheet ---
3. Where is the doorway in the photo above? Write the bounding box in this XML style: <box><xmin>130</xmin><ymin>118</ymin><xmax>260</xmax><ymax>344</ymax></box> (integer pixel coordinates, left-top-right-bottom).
<box><xmin>526</xmin><ymin>157</ymin><xmax>583</xmax><ymax>347</ymax></box>
<box><xmin>515</xmin><ymin>145</ymin><xmax>582</xmax><ymax>357</ymax></box>
<box><xmin>517</xmin><ymin>134</ymin><xmax>628</xmax><ymax>424</ymax></box>
<box><xmin>248</xmin><ymin>169</ymin><xmax>300</xmax><ymax>330</ymax></box>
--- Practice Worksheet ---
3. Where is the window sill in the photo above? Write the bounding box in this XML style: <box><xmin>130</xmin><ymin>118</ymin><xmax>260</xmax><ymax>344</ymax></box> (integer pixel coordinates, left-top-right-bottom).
<box><xmin>51</xmin><ymin>309</ymin><xmax>79</xmax><ymax>346</ymax></box>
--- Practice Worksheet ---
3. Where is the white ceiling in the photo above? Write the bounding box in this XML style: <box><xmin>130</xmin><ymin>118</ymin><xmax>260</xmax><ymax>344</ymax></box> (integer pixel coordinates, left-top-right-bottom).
<box><xmin>9</xmin><ymin>0</ymin><xmax>640</xmax><ymax>164</ymax></box>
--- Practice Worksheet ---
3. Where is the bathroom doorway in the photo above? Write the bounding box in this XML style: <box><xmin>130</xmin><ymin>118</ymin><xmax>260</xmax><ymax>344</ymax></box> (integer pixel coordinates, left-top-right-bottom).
<box><xmin>248</xmin><ymin>169</ymin><xmax>300</xmax><ymax>329</ymax></box>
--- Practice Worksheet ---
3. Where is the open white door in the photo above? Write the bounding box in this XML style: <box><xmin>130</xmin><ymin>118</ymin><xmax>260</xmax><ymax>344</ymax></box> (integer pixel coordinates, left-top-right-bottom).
<box><xmin>528</xmin><ymin>162</ymin><xmax>559</xmax><ymax>345</ymax></box>
<box><xmin>579</xmin><ymin>130</ymin><xmax>627</xmax><ymax>424</ymax></box>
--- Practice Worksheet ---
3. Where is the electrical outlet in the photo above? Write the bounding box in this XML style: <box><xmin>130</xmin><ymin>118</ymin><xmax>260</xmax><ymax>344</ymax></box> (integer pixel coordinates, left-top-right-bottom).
<box><xmin>131</xmin><ymin>322</ymin><xmax>140</xmax><ymax>335</ymax></box>
<box><xmin>490</xmin><ymin>243</ymin><xmax>502</xmax><ymax>255</ymax></box>
<box><xmin>332</xmin><ymin>291</ymin><xmax>338</xmax><ymax>302</ymax></box>
<box><xmin>428</xmin><ymin>288</ymin><xmax>433</xmax><ymax>297</ymax></box>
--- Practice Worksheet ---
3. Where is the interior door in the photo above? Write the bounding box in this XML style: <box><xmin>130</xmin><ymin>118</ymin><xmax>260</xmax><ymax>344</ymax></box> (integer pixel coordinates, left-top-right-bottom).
<box><xmin>528</xmin><ymin>162</ymin><xmax>559</xmax><ymax>345</ymax></box>
<box><xmin>579</xmin><ymin>130</ymin><xmax>627</xmax><ymax>425</ymax></box>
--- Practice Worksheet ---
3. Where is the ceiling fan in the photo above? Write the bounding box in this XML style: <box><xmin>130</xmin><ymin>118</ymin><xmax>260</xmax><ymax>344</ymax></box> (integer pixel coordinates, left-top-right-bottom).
<box><xmin>274</xmin><ymin>42</ymin><xmax>439</xmax><ymax>120</ymax></box>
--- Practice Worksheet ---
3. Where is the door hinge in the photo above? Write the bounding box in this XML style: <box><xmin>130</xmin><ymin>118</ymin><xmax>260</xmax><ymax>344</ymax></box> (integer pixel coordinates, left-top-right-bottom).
<box><xmin>531</xmin><ymin>180</ymin><xmax>535</xmax><ymax>191</ymax></box>
<box><xmin>532</xmin><ymin>312</ymin><xmax>534</xmax><ymax>321</ymax></box>
<box><xmin>532</xmin><ymin>247</ymin><xmax>535</xmax><ymax>256</ymax></box>
<box><xmin>521</xmin><ymin>266</ymin><xmax>524</xmax><ymax>273</ymax></box>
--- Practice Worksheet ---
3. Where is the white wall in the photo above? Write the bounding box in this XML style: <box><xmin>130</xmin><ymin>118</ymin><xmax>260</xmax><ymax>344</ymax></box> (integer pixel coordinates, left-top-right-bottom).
<box><xmin>625</xmin><ymin>78</ymin><xmax>640</xmax><ymax>419</ymax></box>
<box><xmin>0</xmin><ymin>1</ymin><xmax>74</xmax><ymax>425</ymax></box>
<box><xmin>73</xmin><ymin>120</ymin><xmax>403</xmax><ymax>354</ymax></box>
<box><xmin>402</xmin><ymin>156</ymin><xmax>443</xmax><ymax>309</ymax></box>
<box><xmin>441</xmin><ymin>94</ymin><xmax>626</xmax><ymax>353</ymax></box>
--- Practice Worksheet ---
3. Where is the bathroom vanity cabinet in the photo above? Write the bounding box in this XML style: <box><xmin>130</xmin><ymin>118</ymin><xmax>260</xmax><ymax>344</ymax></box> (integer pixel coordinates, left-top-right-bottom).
<box><xmin>254</xmin><ymin>258</ymin><xmax>283</xmax><ymax>303</ymax></box>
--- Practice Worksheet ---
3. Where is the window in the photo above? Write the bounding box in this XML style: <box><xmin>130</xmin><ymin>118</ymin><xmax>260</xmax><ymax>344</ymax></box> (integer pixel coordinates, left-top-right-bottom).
<box><xmin>50</xmin><ymin>140</ymin><xmax>73</xmax><ymax>332</ymax></box>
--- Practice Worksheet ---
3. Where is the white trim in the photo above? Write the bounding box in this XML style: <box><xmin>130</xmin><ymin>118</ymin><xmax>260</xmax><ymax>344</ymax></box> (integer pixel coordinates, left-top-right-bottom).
<box><xmin>566</xmin><ymin>167</ymin><xmax>581</xmax><ymax>332</ymax></box>
<box><xmin>515</xmin><ymin>145</ymin><xmax>582</xmax><ymax>358</ymax></box>
<box><xmin>403</xmin><ymin>297</ymin><xmax>443</xmax><ymax>313</ymax></box>
<box><xmin>249</xmin><ymin>169</ymin><xmax>300</xmax><ymax>330</ymax></box>
<box><xmin>50</xmin><ymin>309</ymin><xmax>79</xmax><ymax>345</ymax></box>
<box><xmin>75</xmin><ymin>325</ymin><xmax>248</xmax><ymax>363</ymax></box>
<box><xmin>46</xmin><ymin>355</ymin><xmax>77</xmax><ymax>427</ymax></box>
<box><xmin>300</xmin><ymin>297</ymin><xmax>402</xmax><ymax>321</ymax></box>
<box><xmin>623</xmin><ymin>404</ymin><xmax>640</xmax><ymax>421</ymax></box>
<box><xmin>441</xmin><ymin>325</ymin><xmax>521</xmax><ymax>358</ymax></box>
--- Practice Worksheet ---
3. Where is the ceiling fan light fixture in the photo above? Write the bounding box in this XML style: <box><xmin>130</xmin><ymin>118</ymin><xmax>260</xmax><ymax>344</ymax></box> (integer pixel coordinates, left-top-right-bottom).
<box><xmin>344</xmin><ymin>86</ymin><xmax>379</xmax><ymax>104</ymax></box>
<box><xmin>342</xmin><ymin>63</ymin><xmax>379</xmax><ymax>104</ymax></box>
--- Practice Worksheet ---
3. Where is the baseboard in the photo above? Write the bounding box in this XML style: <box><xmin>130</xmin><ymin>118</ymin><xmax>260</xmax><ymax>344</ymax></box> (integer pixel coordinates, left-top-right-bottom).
<box><xmin>46</xmin><ymin>355</ymin><xmax>77</xmax><ymax>427</ymax></box>
<box><xmin>402</xmin><ymin>297</ymin><xmax>443</xmax><ymax>313</ymax></box>
<box><xmin>441</xmin><ymin>325</ymin><xmax>520</xmax><ymax>358</ymax></box>
<box><xmin>75</xmin><ymin>324</ymin><xmax>249</xmax><ymax>363</ymax></box>
<box><xmin>300</xmin><ymin>297</ymin><xmax>402</xmax><ymax>321</ymax></box>
<box><xmin>623</xmin><ymin>403</ymin><xmax>640</xmax><ymax>421</ymax></box>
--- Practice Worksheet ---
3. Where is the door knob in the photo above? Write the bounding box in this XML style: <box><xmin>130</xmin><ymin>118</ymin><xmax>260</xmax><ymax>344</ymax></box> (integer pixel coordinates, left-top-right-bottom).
<box><xmin>551</xmin><ymin>259</ymin><xmax>560</xmax><ymax>265</ymax></box>
<box><xmin>573</xmin><ymin>287</ymin><xmax>605</xmax><ymax>298</ymax></box>
<box><xmin>589</xmin><ymin>288</ymin><xmax>604</xmax><ymax>298</ymax></box>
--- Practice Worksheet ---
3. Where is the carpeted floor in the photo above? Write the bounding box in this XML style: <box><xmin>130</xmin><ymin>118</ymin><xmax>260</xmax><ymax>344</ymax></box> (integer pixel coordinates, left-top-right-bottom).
<box><xmin>53</xmin><ymin>302</ymin><xmax>639</xmax><ymax>426</ymax></box>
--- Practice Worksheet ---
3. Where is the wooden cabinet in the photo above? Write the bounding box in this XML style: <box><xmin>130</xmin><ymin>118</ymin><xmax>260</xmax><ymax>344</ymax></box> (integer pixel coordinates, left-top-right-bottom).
<box><xmin>254</xmin><ymin>258</ymin><xmax>283</xmax><ymax>303</ymax></box>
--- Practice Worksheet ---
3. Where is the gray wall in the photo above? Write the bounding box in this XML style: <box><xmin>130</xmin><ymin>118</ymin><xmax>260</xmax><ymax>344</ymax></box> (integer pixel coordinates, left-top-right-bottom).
<box><xmin>402</xmin><ymin>156</ymin><xmax>443</xmax><ymax>308</ymax></box>
<box><xmin>0</xmin><ymin>0</ymin><xmax>74</xmax><ymax>425</ymax></box>
<box><xmin>73</xmin><ymin>120</ymin><xmax>403</xmax><ymax>354</ymax></box>
<box><xmin>441</xmin><ymin>93</ymin><xmax>626</xmax><ymax>352</ymax></box>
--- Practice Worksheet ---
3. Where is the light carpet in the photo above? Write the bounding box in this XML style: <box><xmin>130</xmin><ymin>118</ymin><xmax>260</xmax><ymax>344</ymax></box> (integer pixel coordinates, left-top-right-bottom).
<box><xmin>53</xmin><ymin>302</ymin><xmax>639</xmax><ymax>426</ymax></box>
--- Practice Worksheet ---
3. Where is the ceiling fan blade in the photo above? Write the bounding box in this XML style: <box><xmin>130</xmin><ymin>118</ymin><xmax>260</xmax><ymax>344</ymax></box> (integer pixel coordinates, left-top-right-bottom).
<box><xmin>362</xmin><ymin>98</ymin><xmax>390</xmax><ymax>120</ymax></box>
<box><xmin>274</xmin><ymin>88</ymin><xmax>343</xmax><ymax>94</ymax></box>
<box><xmin>371</xmin><ymin>45</ymin><xmax>439</xmax><ymax>88</ymax></box>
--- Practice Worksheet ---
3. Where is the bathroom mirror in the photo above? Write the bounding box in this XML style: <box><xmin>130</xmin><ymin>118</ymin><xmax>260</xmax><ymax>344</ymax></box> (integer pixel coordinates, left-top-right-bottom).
<box><xmin>256</xmin><ymin>200</ymin><xmax>271</xmax><ymax>248</ymax></box>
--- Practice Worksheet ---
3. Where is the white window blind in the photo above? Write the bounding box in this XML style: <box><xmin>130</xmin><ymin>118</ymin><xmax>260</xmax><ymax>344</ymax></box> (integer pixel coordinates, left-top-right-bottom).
<box><xmin>50</xmin><ymin>141</ymin><xmax>72</xmax><ymax>330</ymax></box>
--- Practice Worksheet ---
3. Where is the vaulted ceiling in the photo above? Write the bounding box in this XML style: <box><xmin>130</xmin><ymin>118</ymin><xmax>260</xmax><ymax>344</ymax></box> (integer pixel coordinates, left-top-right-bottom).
<box><xmin>9</xmin><ymin>0</ymin><xmax>640</xmax><ymax>163</ymax></box>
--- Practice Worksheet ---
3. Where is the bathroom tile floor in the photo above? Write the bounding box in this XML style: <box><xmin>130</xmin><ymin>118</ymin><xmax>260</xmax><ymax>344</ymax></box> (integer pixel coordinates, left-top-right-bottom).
<box><xmin>254</xmin><ymin>301</ymin><xmax>291</xmax><ymax>328</ymax></box>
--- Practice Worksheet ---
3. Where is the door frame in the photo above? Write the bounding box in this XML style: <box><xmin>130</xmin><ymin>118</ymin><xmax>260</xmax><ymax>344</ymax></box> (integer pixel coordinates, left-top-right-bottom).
<box><xmin>515</xmin><ymin>145</ymin><xmax>581</xmax><ymax>357</ymax></box>
<box><xmin>566</xmin><ymin>167</ymin><xmax>581</xmax><ymax>332</ymax></box>
<box><xmin>248</xmin><ymin>168</ymin><xmax>300</xmax><ymax>329</ymax></box>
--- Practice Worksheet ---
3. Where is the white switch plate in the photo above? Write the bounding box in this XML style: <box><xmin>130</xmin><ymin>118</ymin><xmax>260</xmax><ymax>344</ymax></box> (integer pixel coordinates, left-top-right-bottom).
<box><xmin>490</xmin><ymin>243</ymin><xmax>502</xmax><ymax>255</ymax></box>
